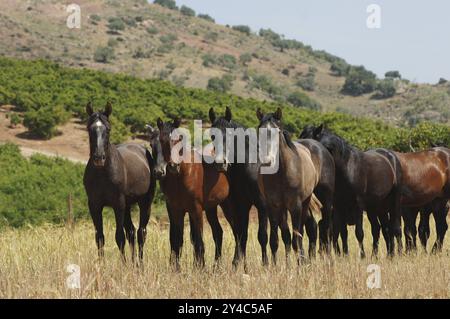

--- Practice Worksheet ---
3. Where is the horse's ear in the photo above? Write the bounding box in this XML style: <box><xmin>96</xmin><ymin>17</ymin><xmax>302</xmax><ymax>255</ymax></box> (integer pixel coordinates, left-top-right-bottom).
<box><xmin>209</xmin><ymin>108</ymin><xmax>216</xmax><ymax>123</ymax></box>
<box><xmin>173</xmin><ymin>117</ymin><xmax>181</xmax><ymax>128</ymax></box>
<box><xmin>86</xmin><ymin>102</ymin><xmax>94</xmax><ymax>116</ymax></box>
<box><xmin>157</xmin><ymin>118</ymin><xmax>163</xmax><ymax>130</ymax></box>
<box><xmin>104</xmin><ymin>101</ymin><xmax>112</xmax><ymax>118</ymax></box>
<box><xmin>225</xmin><ymin>106</ymin><xmax>232</xmax><ymax>122</ymax></box>
<box><xmin>313</xmin><ymin>124</ymin><xmax>324</xmax><ymax>137</ymax></box>
<box><xmin>256</xmin><ymin>108</ymin><xmax>264</xmax><ymax>122</ymax></box>
<box><xmin>274</xmin><ymin>107</ymin><xmax>282</xmax><ymax>121</ymax></box>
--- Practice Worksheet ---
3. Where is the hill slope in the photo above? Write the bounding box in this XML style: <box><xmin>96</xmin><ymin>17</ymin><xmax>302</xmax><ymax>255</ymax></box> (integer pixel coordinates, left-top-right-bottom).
<box><xmin>0</xmin><ymin>0</ymin><xmax>449</xmax><ymax>126</ymax></box>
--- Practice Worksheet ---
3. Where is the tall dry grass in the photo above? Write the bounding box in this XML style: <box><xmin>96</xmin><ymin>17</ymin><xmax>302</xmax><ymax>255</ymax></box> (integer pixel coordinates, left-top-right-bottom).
<box><xmin>0</xmin><ymin>214</ymin><xmax>450</xmax><ymax>298</ymax></box>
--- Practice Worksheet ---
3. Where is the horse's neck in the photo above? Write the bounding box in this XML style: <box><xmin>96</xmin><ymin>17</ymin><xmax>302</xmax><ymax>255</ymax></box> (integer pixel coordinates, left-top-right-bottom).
<box><xmin>104</xmin><ymin>144</ymin><xmax>123</xmax><ymax>182</ymax></box>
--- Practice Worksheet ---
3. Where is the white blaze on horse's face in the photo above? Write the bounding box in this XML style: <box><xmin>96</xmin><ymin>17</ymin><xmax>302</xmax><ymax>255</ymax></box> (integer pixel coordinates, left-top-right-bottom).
<box><xmin>90</xmin><ymin>119</ymin><xmax>108</xmax><ymax>167</ymax></box>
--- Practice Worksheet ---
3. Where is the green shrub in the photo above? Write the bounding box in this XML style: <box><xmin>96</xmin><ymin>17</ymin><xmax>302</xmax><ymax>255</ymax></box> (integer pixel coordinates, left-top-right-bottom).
<box><xmin>342</xmin><ymin>66</ymin><xmax>377</xmax><ymax>96</ymax></box>
<box><xmin>146</xmin><ymin>26</ymin><xmax>159</xmax><ymax>35</ymax></box>
<box><xmin>217</xmin><ymin>54</ymin><xmax>237</xmax><ymax>70</ymax></box>
<box><xmin>203</xmin><ymin>31</ymin><xmax>218</xmax><ymax>43</ymax></box>
<box><xmin>232</xmin><ymin>25</ymin><xmax>251</xmax><ymax>36</ymax></box>
<box><xmin>375</xmin><ymin>78</ymin><xmax>396</xmax><ymax>99</ymax></box>
<box><xmin>202</xmin><ymin>54</ymin><xmax>217</xmax><ymax>67</ymax></box>
<box><xmin>296</xmin><ymin>75</ymin><xmax>315</xmax><ymax>91</ymax></box>
<box><xmin>207</xmin><ymin>75</ymin><xmax>234</xmax><ymax>93</ymax></box>
<box><xmin>287</xmin><ymin>91</ymin><xmax>321</xmax><ymax>110</ymax></box>
<box><xmin>330</xmin><ymin>60</ymin><xmax>350</xmax><ymax>76</ymax></box>
<box><xmin>385</xmin><ymin>70</ymin><xmax>401</xmax><ymax>79</ymax></box>
<box><xmin>107</xmin><ymin>17</ymin><xmax>125</xmax><ymax>32</ymax></box>
<box><xmin>180</xmin><ymin>5</ymin><xmax>195</xmax><ymax>17</ymax></box>
<box><xmin>239</xmin><ymin>53</ymin><xmax>252</xmax><ymax>66</ymax></box>
<box><xmin>9</xmin><ymin>113</ymin><xmax>21</xmax><ymax>128</ymax></box>
<box><xmin>198</xmin><ymin>14</ymin><xmax>215</xmax><ymax>23</ymax></box>
<box><xmin>23</xmin><ymin>106</ymin><xmax>70</xmax><ymax>139</ymax></box>
<box><xmin>93</xmin><ymin>46</ymin><xmax>115</xmax><ymax>63</ymax></box>
<box><xmin>153</xmin><ymin>0</ymin><xmax>178</xmax><ymax>10</ymax></box>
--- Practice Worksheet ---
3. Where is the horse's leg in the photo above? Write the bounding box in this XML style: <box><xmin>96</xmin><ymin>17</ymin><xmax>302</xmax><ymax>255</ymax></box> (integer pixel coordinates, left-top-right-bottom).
<box><xmin>304</xmin><ymin>208</ymin><xmax>318</xmax><ymax>259</ymax></box>
<box><xmin>432</xmin><ymin>201</ymin><xmax>448</xmax><ymax>254</ymax></box>
<box><xmin>291</xmin><ymin>201</ymin><xmax>305</xmax><ymax>264</ymax></box>
<box><xmin>390</xmin><ymin>190</ymin><xmax>403</xmax><ymax>255</ymax></box>
<box><xmin>366</xmin><ymin>210</ymin><xmax>380</xmax><ymax>258</ymax></box>
<box><xmin>113</xmin><ymin>196</ymin><xmax>127</xmax><ymax>263</ymax></box>
<box><xmin>341</xmin><ymin>219</ymin><xmax>349</xmax><ymax>256</ymax></box>
<box><xmin>318</xmin><ymin>191</ymin><xmax>333</xmax><ymax>255</ymax></box>
<box><xmin>189</xmin><ymin>203</ymin><xmax>205</xmax><ymax>269</ymax></box>
<box><xmin>418</xmin><ymin>209</ymin><xmax>431</xmax><ymax>253</ymax></box>
<box><xmin>232</xmin><ymin>204</ymin><xmax>250</xmax><ymax>269</ymax></box>
<box><xmin>332</xmin><ymin>207</ymin><xmax>342</xmax><ymax>255</ymax></box>
<box><xmin>255</xmin><ymin>200</ymin><xmax>269</xmax><ymax>266</ymax></box>
<box><xmin>167</xmin><ymin>204</ymin><xmax>184</xmax><ymax>271</ymax></box>
<box><xmin>206</xmin><ymin>206</ymin><xmax>223</xmax><ymax>263</ymax></box>
<box><xmin>268</xmin><ymin>208</ymin><xmax>280</xmax><ymax>266</ymax></box>
<box><xmin>279</xmin><ymin>211</ymin><xmax>292</xmax><ymax>263</ymax></box>
<box><xmin>137</xmin><ymin>198</ymin><xmax>151</xmax><ymax>264</ymax></box>
<box><xmin>88</xmin><ymin>200</ymin><xmax>104</xmax><ymax>258</ymax></box>
<box><xmin>402</xmin><ymin>207</ymin><xmax>418</xmax><ymax>253</ymax></box>
<box><xmin>355</xmin><ymin>211</ymin><xmax>365</xmax><ymax>259</ymax></box>
<box><xmin>123</xmin><ymin>204</ymin><xmax>136</xmax><ymax>264</ymax></box>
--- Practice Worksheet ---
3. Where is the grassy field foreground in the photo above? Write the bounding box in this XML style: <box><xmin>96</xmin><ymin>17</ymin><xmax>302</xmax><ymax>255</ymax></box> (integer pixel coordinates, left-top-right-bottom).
<box><xmin>1</xmin><ymin>216</ymin><xmax>450</xmax><ymax>298</ymax></box>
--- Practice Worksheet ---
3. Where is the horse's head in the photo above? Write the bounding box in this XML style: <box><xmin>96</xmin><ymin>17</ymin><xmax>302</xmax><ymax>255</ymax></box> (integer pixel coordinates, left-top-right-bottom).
<box><xmin>154</xmin><ymin>117</ymin><xmax>182</xmax><ymax>177</ymax></box>
<box><xmin>256</xmin><ymin>107</ymin><xmax>284</xmax><ymax>166</ymax></box>
<box><xmin>208</xmin><ymin>106</ymin><xmax>234</xmax><ymax>172</ymax></box>
<box><xmin>86</xmin><ymin>101</ymin><xmax>112</xmax><ymax>168</ymax></box>
<box><xmin>299</xmin><ymin>125</ymin><xmax>317</xmax><ymax>139</ymax></box>
<box><xmin>312</xmin><ymin>125</ymin><xmax>348</xmax><ymax>163</ymax></box>
<box><xmin>146</xmin><ymin>124</ymin><xmax>167</xmax><ymax>180</ymax></box>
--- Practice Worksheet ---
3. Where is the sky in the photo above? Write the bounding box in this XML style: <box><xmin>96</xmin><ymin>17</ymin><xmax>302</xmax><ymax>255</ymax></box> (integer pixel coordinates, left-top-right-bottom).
<box><xmin>164</xmin><ymin>0</ymin><xmax>450</xmax><ymax>84</ymax></box>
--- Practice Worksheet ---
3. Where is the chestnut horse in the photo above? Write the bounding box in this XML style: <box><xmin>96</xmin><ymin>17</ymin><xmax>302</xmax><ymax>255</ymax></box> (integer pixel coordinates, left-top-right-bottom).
<box><xmin>396</xmin><ymin>147</ymin><xmax>450</xmax><ymax>253</ymax></box>
<box><xmin>149</xmin><ymin>118</ymin><xmax>233</xmax><ymax>270</ymax></box>
<box><xmin>84</xmin><ymin>102</ymin><xmax>156</xmax><ymax>264</ymax></box>
<box><xmin>257</xmin><ymin>108</ymin><xmax>321</xmax><ymax>263</ymax></box>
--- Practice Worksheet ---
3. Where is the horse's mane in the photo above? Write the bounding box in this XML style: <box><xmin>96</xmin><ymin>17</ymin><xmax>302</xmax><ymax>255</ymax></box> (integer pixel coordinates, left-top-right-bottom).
<box><xmin>320</xmin><ymin>128</ymin><xmax>359</xmax><ymax>160</ymax></box>
<box><xmin>259</xmin><ymin>113</ymin><xmax>297</xmax><ymax>153</ymax></box>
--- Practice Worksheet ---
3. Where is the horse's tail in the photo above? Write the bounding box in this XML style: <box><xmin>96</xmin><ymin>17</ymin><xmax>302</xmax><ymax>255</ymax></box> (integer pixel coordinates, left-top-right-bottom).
<box><xmin>309</xmin><ymin>193</ymin><xmax>323</xmax><ymax>217</ymax></box>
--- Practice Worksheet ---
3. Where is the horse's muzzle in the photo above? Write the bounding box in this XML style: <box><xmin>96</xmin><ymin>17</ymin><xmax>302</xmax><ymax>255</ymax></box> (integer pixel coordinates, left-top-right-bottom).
<box><xmin>167</xmin><ymin>162</ymin><xmax>180</xmax><ymax>174</ymax></box>
<box><xmin>93</xmin><ymin>155</ymin><xmax>106</xmax><ymax>167</ymax></box>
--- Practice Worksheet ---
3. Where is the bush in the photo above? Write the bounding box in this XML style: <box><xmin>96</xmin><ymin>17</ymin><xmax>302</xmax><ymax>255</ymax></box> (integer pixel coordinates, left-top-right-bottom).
<box><xmin>203</xmin><ymin>31</ymin><xmax>218</xmax><ymax>43</ymax></box>
<box><xmin>90</xmin><ymin>14</ymin><xmax>101</xmax><ymax>22</ymax></box>
<box><xmin>239</xmin><ymin>53</ymin><xmax>252</xmax><ymax>66</ymax></box>
<box><xmin>296</xmin><ymin>75</ymin><xmax>315</xmax><ymax>91</ymax></box>
<box><xmin>93</xmin><ymin>46</ymin><xmax>115</xmax><ymax>63</ymax></box>
<box><xmin>146</xmin><ymin>26</ymin><xmax>159</xmax><ymax>35</ymax></box>
<box><xmin>232</xmin><ymin>25</ymin><xmax>251</xmax><ymax>36</ymax></box>
<box><xmin>287</xmin><ymin>91</ymin><xmax>321</xmax><ymax>110</ymax></box>
<box><xmin>217</xmin><ymin>54</ymin><xmax>237</xmax><ymax>70</ymax></box>
<box><xmin>202</xmin><ymin>54</ymin><xmax>216</xmax><ymax>67</ymax></box>
<box><xmin>330</xmin><ymin>61</ymin><xmax>350</xmax><ymax>76</ymax></box>
<box><xmin>207</xmin><ymin>75</ymin><xmax>234</xmax><ymax>93</ymax></box>
<box><xmin>159</xmin><ymin>34</ymin><xmax>178</xmax><ymax>44</ymax></box>
<box><xmin>180</xmin><ymin>5</ymin><xmax>195</xmax><ymax>17</ymax></box>
<box><xmin>23</xmin><ymin>106</ymin><xmax>70</xmax><ymax>139</ymax></box>
<box><xmin>375</xmin><ymin>79</ymin><xmax>396</xmax><ymax>99</ymax></box>
<box><xmin>385</xmin><ymin>70</ymin><xmax>401</xmax><ymax>79</ymax></box>
<box><xmin>9</xmin><ymin>113</ymin><xmax>21</xmax><ymax>128</ymax></box>
<box><xmin>198</xmin><ymin>14</ymin><xmax>215</xmax><ymax>23</ymax></box>
<box><xmin>107</xmin><ymin>17</ymin><xmax>125</xmax><ymax>32</ymax></box>
<box><xmin>342</xmin><ymin>66</ymin><xmax>377</xmax><ymax>96</ymax></box>
<box><xmin>153</xmin><ymin>0</ymin><xmax>178</xmax><ymax>10</ymax></box>
<box><xmin>438</xmin><ymin>78</ymin><xmax>448</xmax><ymax>85</ymax></box>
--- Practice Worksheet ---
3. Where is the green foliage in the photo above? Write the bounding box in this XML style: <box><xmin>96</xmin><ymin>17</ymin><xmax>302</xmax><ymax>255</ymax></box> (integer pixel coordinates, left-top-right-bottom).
<box><xmin>385</xmin><ymin>70</ymin><xmax>401</xmax><ymax>79</ymax></box>
<box><xmin>203</xmin><ymin>31</ymin><xmax>219</xmax><ymax>43</ymax></box>
<box><xmin>107</xmin><ymin>17</ymin><xmax>126</xmax><ymax>32</ymax></box>
<box><xmin>146</xmin><ymin>26</ymin><xmax>159</xmax><ymax>35</ymax></box>
<box><xmin>330</xmin><ymin>60</ymin><xmax>350</xmax><ymax>76</ymax></box>
<box><xmin>9</xmin><ymin>113</ymin><xmax>21</xmax><ymax>127</ymax></box>
<box><xmin>232</xmin><ymin>25</ymin><xmax>251</xmax><ymax>36</ymax></box>
<box><xmin>202</xmin><ymin>54</ymin><xmax>216</xmax><ymax>67</ymax></box>
<box><xmin>90</xmin><ymin>14</ymin><xmax>101</xmax><ymax>22</ymax></box>
<box><xmin>94</xmin><ymin>46</ymin><xmax>115</xmax><ymax>63</ymax></box>
<box><xmin>342</xmin><ymin>66</ymin><xmax>377</xmax><ymax>96</ymax></box>
<box><xmin>375</xmin><ymin>78</ymin><xmax>396</xmax><ymax>99</ymax></box>
<box><xmin>180</xmin><ymin>5</ymin><xmax>195</xmax><ymax>17</ymax></box>
<box><xmin>23</xmin><ymin>106</ymin><xmax>70</xmax><ymax>139</ymax></box>
<box><xmin>217</xmin><ymin>54</ymin><xmax>237</xmax><ymax>70</ymax></box>
<box><xmin>239</xmin><ymin>53</ymin><xmax>252</xmax><ymax>66</ymax></box>
<box><xmin>153</xmin><ymin>0</ymin><xmax>178</xmax><ymax>10</ymax></box>
<box><xmin>287</xmin><ymin>91</ymin><xmax>321</xmax><ymax>110</ymax></box>
<box><xmin>207</xmin><ymin>75</ymin><xmax>234</xmax><ymax>93</ymax></box>
<box><xmin>0</xmin><ymin>143</ymin><xmax>87</xmax><ymax>228</ymax></box>
<box><xmin>198</xmin><ymin>13</ymin><xmax>215</xmax><ymax>23</ymax></box>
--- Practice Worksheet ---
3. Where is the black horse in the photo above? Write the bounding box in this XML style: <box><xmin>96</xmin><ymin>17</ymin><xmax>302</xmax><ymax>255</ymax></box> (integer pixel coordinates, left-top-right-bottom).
<box><xmin>209</xmin><ymin>107</ymin><xmax>269</xmax><ymax>266</ymax></box>
<box><xmin>301</xmin><ymin>125</ymin><xmax>402</xmax><ymax>257</ymax></box>
<box><xmin>84</xmin><ymin>102</ymin><xmax>156</xmax><ymax>263</ymax></box>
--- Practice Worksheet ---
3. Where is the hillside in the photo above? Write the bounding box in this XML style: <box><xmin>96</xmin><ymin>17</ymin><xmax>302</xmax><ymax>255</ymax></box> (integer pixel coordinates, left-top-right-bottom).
<box><xmin>0</xmin><ymin>0</ymin><xmax>449</xmax><ymax>126</ymax></box>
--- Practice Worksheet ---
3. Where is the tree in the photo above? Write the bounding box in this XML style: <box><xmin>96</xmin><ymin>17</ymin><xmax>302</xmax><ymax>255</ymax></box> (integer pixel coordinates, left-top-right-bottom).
<box><xmin>207</xmin><ymin>75</ymin><xmax>234</xmax><ymax>93</ymax></box>
<box><xmin>198</xmin><ymin>14</ymin><xmax>215</xmax><ymax>23</ymax></box>
<box><xmin>385</xmin><ymin>70</ymin><xmax>401</xmax><ymax>79</ymax></box>
<box><xmin>330</xmin><ymin>61</ymin><xmax>350</xmax><ymax>76</ymax></box>
<box><xmin>154</xmin><ymin>0</ymin><xmax>178</xmax><ymax>10</ymax></box>
<box><xmin>375</xmin><ymin>79</ymin><xmax>396</xmax><ymax>99</ymax></box>
<box><xmin>342</xmin><ymin>66</ymin><xmax>377</xmax><ymax>96</ymax></box>
<box><xmin>180</xmin><ymin>5</ymin><xmax>195</xmax><ymax>17</ymax></box>
<box><xmin>232</xmin><ymin>25</ymin><xmax>251</xmax><ymax>36</ymax></box>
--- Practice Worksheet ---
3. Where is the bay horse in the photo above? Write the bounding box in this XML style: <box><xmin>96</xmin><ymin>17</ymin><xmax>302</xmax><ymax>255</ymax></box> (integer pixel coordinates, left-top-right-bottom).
<box><xmin>209</xmin><ymin>107</ymin><xmax>269</xmax><ymax>267</ymax></box>
<box><xmin>304</xmin><ymin>125</ymin><xmax>402</xmax><ymax>257</ymax></box>
<box><xmin>84</xmin><ymin>102</ymin><xmax>156</xmax><ymax>264</ymax></box>
<box><xmin>149</xmin><ymin>118</ymin><xmax>233</xmax><ymax>270</ymax></box>
<box><xmin>297</xmin><ymin>135</ymin><xmax>335</xmax><ymax>254</ymax></box>
<box><xmin>395</xmin><ymin>147</ymin><xmax>450</xmax><ymax>253</ymax></box>
<box><xmin>257</xmin><ymin>108</ymin><xmax>321</xmax><ymax>263</ymax></box>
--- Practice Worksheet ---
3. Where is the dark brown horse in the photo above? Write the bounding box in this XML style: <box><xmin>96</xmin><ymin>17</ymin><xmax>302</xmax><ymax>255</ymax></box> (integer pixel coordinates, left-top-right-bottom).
<box><xmin>396</xmin><ymin>148</ymin><xmax>450</xmax><ymax>253</ymax></box>
<box><xmin>84</xmin><ymin>102</ymin><xmax>156</xmax><ymax>264</ymax></box>
<box><xmin>304</xmin><ymin>125</ymin><xmax>402</xmax><ymax>257</ymax></box>
<box><xmin>257</xmin><ymin>108</ymin><xmax>321</xmax><ymax>263</ymax></box>
<box><xmin>149</xmin><ymin>118</ymin><xmax>233</xmax><ymax>270</ymax></box>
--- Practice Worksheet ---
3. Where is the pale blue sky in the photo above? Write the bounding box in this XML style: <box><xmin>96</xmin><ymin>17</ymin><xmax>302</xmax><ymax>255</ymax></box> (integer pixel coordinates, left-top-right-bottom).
<box><xmin>164</xmin><ymin>0</ymin><xmax>450</xmax><ymax>83</ymax></box>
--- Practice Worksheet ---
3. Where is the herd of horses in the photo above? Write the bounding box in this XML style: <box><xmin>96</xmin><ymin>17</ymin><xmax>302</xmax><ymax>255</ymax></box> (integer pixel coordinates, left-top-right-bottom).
<box><xmin>83</xmin><ymin>102</ymin><xmax>450</xmax><ymax>269</ymax></box>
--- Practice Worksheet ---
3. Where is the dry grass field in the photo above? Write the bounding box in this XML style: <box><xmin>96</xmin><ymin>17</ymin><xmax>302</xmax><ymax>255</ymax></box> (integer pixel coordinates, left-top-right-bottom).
<box><xmin>1</xmin><ymin>214</ymin><xmax>450</xmax><ymax>299</ymax></box>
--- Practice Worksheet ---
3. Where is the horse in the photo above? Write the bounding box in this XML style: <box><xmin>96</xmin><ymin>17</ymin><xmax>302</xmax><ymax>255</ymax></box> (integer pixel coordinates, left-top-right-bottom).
<box><xmin>395</xmin><ymin>147</ymin><xmax>450</xmax><ymax>253</ymax></box>
<box><xmin>296</xmin><ymin>137</ymin><xmax>336</xmax><ymax>254</ymax></box>
<box><xmin>149</xmin><ymin>118</ymin><xmax>233</xmax><ymax>270</ymax></box>
<box><xmin>302</xmin><ymin>125</ymin><xmax>402</xmax><ymax>257</ymax></box>
<box><xmin>257</xmin><ymin>108</ymin><xmax>321</xmax><ymax>263</ymax></box>
<box><xmin>83</xmin><ymin>102</ymin><xmax>156</xmax><ymax>264</ymax></box>
<box><xmin>209</xmin><ymin>107</ymin><xmax>269</xmax><ymax>267</ymax></box>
